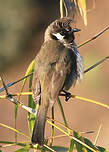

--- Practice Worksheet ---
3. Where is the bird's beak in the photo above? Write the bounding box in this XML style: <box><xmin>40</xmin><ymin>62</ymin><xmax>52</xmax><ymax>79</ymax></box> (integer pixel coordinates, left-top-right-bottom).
<box><xmin>72</xmin><ymin>28</ymin><xmax>81</xmax><ymax>32</ymax></box>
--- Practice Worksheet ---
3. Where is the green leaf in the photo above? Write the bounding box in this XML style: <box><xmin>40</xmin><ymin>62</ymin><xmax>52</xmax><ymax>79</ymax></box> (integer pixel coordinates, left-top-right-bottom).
<box><xmin>84</xmin><ymin>138</ymin><xmax>97</xmax><ymax>152</ymax></box>
<box><xmin>21</xmin><ymin>59</ymin><xmax>35</xmax><ymax>93</ymax></box>
<box><xmin>50</xmin><ymin>106</ymin><xmax>55</xmax><ymax>146</ymax></box>
<box><xmin>14</xmin><ymin>59</ymin><xmax>35</xmax><ymax>141</ymax></box>
<box><xmin>57</xmin><ymin>97</ymin><xmax>68</xmax><ymax>127</ymax></box>
<box><xmin>97</xmin><ymin>146</ymin><xmax>109</xmax><ymax>152</ymax></box>
<box><xmin>69</xmin><ymin>139</ymin><xmax>75</xmax><ymax>152</ymax></box>
<box><xmin>73</xmin><ymin>131</ymin><xmax>87</xmax><ymax>152</ymax></box>
<box><xmin>28</xmin><ymin>69</ymin><xmax>36</xmax><ymax>136</ymax></box>
<box><xmin>52</xmin><ymin>146</ymin><xmax>69</xmax><ymax>151</ymax></box>
<box><xmin>15</xmin><ymin>144</ymin><xmax>31</xmax><ymax>152</ymax></box>
<box><xmin>14</xmin><ymin>104</ymin><xmax>18</xmax><ymax>142</ymax></box>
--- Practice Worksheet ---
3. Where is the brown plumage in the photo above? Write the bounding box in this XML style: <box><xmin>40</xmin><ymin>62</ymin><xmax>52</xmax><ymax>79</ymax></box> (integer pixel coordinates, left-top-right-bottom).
<box><xmin>31</xmin><ymin>17</ymin><xmax>83</xmax><ymax>145</ymax></box>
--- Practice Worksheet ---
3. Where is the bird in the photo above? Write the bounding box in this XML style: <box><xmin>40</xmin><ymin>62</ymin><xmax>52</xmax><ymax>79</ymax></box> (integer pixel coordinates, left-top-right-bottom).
<box><xmin>31</xmin><ymin>17</ymin><xmax>84</xmax><ymax>146</ymax></box>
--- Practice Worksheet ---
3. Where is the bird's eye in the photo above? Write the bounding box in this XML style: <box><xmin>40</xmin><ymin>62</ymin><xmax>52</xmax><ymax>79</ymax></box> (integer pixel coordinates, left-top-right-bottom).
<box><xmin>60</xmin><ymin>30</ymin><xmax>66</xmax><ymax>36</ymax></box>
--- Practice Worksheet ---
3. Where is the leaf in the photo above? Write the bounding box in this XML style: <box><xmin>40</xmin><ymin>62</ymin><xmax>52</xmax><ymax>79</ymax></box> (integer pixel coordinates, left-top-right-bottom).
<box><xmin>69</xmin><ymin>139</ymin><xmax>75</xmax><ymax>152</ymax></box>
<box><xmin>73</xmin><ymin>131</ymin><xmax>87</xmax><ymax>152</ymax></box>
<box><xmin>14</xmin><ymin>104</ymin><xmax>18</xmax><ymax>142</ymax></box>
<box><xmin>50</xmin><ymin>106</ymin><xmax>55</xmax><ymax>146</ymax></box>
<box><xmin>84</xmin><ymin>138</ymin><xmax>97</xmax><ymax>152</ymax></box>
<box><xmin>97</xmin><ymin>146</ymin><xmax>109</xmax><ymax>152</ymax></box>
<box><xmin>20</xmin><ymin>59</ymin><xmax>35</xmax><ymax>94</ymax></box>
<box><xmin>28</xmin><ymin>69</ymin><xmax>36</xmax><ymax>136</ymax></box>
<box><xmin>52</xmin><ymin>146</ymin><xmax>69</xmax><ymax>151</ymax></box>
<box><xmin>14</xmin><ymin>59</ymin><xmax>35</xmax><ymax>141</ymax></box>
<box><xmin>15</xmin><ymin>144</ymin><xmax>31</xmax><ymax>152</ymax></box>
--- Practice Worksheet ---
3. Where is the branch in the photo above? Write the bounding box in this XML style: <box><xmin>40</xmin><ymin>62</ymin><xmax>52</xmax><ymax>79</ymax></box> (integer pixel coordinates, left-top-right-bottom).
<box><xmin>78</xmin><ymin>26</ymin><xmax>109</xmax><ymax>48</ymax></box>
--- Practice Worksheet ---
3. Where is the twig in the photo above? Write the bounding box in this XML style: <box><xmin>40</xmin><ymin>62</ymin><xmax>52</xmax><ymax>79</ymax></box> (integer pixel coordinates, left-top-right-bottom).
<box><xmin>0</xmin><ymin>73</ymin><xmax>33</xmax><ymax>93</ymax></box>
<box><xmin>78</xmin><ymin>26</ymin><xmax>109</xmax><ymax>48</ymax></box>
<box><xmin>0</xmin><ymin>78</ymin><xmax>36</xmax><ymax>115</ymax></box>
<box><xmin>84</xmin><ymin>56</ymin><xmax>109</xmax><ymax>73</ymax></box>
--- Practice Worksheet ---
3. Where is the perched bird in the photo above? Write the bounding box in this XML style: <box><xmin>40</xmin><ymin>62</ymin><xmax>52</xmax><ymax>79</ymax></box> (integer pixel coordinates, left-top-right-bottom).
<box><xmin>31</xmin><ymin>17</ymin><xmax>83</xmax><ymax>146</ymax></box>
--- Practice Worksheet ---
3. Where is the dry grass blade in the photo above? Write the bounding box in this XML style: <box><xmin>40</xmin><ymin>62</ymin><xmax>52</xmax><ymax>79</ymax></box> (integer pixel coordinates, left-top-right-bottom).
<box><xmin>0</xmin><ymin>122</ymin><xmax>30</xmax><ymax>139</ymax></box>
<box><xmin>47</xmin><ymin>120</ymin><xmax>97</xmax><ymax>152</ymax></box>
<box><xmin>72</xmin><ymin>95</ymin><xmax>109</xmax><ymax>109</ymax></box>
<box><xmin>47</xmin><ymin>117</ymin><xmax>72</xmax><ymax>133</ymax></box>
<box><xmin>94</xmin><ymin>124</ymin><xmax>102</xmax><ymax>145</ymax></box>
<box><xmin>76</xmin><ymin>0</ymin><xmax>87</xmax><ymax>25</ymax></box>
<box><xmin>60</xmin><ymin>0</ymin><xmax>64</xmax><ymax>18</ymax></box>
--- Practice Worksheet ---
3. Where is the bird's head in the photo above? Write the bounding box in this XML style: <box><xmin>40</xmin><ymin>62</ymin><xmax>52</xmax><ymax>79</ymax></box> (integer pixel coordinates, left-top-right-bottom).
<box><xmin>44</xmin><ymin>17</ymin><xmax>80</xmax><ymax>44</ymax></box>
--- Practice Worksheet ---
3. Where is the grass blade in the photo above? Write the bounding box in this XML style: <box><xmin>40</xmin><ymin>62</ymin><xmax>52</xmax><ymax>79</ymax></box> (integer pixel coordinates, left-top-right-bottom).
<box><xmin>72</xmin><ymin>95</ymin><xmax>109</xmax><ymax>109</ymax></box>
<box><xmin>47</xmin><ymin>120</ymin><xmax>96</xmax><ymax>152</ymax></box>
<box><xmin>14</xmin><ymin>59</ymin><xmax>35</xmax><ymax>142</ymax></box>
<box><xmin>50</xmin><ymin>106</ymin><xmax>55</xmax><ymax>146</ymax></box>
<box><xmin>94</xmin><ymin>124</ymin><xmax>102</xmax><ymax>145</ymax></box>
<box><xmin>0</xmin><ymin>122</ymin><xmax>30</xmax><ymax>139</ymax></box>
<box><xmin>57</xmin><ymin>97</ymin><xmax>68</xmax><ymax>127</ymax></box>
<box><xmin>28</xmin><ymin>70</ymin><xmax>36</xmax><ymax>136</ymax></box>
<box><xmin>52</xmin><ymin>146</ymin><xmax>69</xmax><ymax>151</ymax></box>
<box><xmin>69</xmin><ymin>139</ymin><xmax>75</xmax><ymax>152</ymax></box>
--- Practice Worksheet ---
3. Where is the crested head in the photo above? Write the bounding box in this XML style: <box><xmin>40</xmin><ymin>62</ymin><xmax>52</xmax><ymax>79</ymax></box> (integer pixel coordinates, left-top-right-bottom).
<box><xmin>44</xmin><ymin>17</ymin><xmax>80</xmax><ymax>44</ymax></box>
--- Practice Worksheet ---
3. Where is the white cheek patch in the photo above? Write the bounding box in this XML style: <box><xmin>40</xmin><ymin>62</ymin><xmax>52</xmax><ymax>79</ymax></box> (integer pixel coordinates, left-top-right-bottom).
<box><xmin>53</xmin><ymin>33</ymin><xmax>65</xmax><ymax>40</ymax></box>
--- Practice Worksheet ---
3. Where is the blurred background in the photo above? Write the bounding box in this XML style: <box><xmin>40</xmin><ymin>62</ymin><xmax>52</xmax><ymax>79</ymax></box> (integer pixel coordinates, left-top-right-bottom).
<box><xmin>0</xmin><ymin>0</ymin><xmax>109</xmax><ymax>151</ymax></box>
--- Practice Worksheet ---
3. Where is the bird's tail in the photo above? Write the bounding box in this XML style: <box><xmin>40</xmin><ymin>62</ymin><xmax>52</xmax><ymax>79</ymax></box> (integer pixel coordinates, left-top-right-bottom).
<box><xmin>31</xmin><ymin>106</ymin><xmax>48</xmax><ymax>145</ymax></box>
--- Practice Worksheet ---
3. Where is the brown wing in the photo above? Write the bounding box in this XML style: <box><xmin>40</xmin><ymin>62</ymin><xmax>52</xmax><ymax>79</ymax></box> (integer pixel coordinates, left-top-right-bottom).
<box><xmin>32</xmin><ymin>70</ymin><xmax>41</xmax><ymax>105</ymax></box>
<box><xmin>49</xmin><ymin>54</ymin><xmax>69</xmax><ymax>106</ymax></box>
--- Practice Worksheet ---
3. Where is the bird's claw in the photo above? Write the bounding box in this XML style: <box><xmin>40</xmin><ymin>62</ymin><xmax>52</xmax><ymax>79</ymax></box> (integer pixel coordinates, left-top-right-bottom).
<box><xmin>65</xmin><ymin>92</ymin><xmax>72</xmax><ymax>102</ymax></box>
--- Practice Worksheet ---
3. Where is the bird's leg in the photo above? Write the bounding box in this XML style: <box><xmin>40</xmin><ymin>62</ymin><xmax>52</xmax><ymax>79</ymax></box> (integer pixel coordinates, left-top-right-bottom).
<box><xmin>59</xmin><ymin>90</ymin><xmax>72</xmax><ymax>102</ymax></box>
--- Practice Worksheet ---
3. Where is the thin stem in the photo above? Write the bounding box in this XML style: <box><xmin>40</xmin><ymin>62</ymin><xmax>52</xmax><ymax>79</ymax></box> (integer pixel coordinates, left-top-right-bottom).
<box><xmin>84</xmin><ymin>56</ymin><xmax>109</xmax><ymax>73</ymax></box>
<box><xmin>50</xmin><ymin>106</ymin><xmax>54</xmax><ymax>146</ymax></box>
<box><xmin>78</xmin><ymin>26</ymin><xmax>109</xmax><ymax>48</ymax></box>
<box><xmin>57</xmin><ymin>97</ymin><xmax>68</xmax><ymax>127</ymax></box>
<box><xmin>0</xmin><ymin>73</ymin><xmax>33</xmax><ymax>93</ymax></box>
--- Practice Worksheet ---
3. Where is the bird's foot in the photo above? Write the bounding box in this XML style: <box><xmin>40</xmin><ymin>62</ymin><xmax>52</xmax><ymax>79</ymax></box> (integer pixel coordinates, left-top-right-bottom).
<box><xmin>61</xmin><ymin>90</ymin><xmax>72</xmax><ymax>102</ymax></box>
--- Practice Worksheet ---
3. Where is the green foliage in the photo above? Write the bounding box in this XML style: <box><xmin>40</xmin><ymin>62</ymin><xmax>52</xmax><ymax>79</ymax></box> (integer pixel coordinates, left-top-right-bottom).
<box><xmin>28</xmin><ymin>69</ymin><xmax>36</xmax><ymax>136</ymax></box>
<box><xmin>52</xmin><ymin>146</ymin><xmax>69</xmax><ymax>151</ymax></box>
<box><xmin>69</xmin><ymin>139</ymin><xmax>75</xmax><ymax>152</ymax></box>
